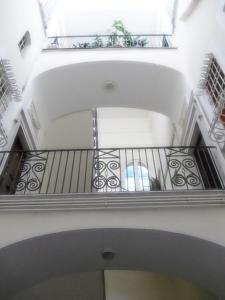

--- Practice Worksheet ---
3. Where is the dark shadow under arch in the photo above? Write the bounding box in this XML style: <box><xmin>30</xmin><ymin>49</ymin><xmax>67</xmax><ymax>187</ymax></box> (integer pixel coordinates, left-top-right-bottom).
<box><xmin>0</xmin><ymin>228</ymin><xmax>225</xmax><ymax>299</ymax></box>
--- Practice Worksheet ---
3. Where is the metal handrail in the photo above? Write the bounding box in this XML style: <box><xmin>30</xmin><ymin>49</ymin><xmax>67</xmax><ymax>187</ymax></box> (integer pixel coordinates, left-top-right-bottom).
<box><xmin>0</xmin><ymin>146</ymin><xmax>223</xmax><ymax>195</ymax></box>
<box><xmin>44</xmin><ymin>34</ymin><xmax>174</xmax><ymax>50</ymax></box>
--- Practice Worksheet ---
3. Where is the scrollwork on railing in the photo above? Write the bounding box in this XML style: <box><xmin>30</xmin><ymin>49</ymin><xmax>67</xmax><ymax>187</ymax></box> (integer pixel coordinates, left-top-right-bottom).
<box><xmin>166</xmin><ymin>148</ymin><xmax>203</xmax><ymax>189</ymax></box>
<box><xmin>16</xmin><ymin>152</ymin><xmax>47</xmax><ymax>193</ymax></box>
<box><xmin>0</xmin><ymin>146</ymin><xmax>221</xmax><ymax>195</ymax></box>
<box><xmin>92</xmin><ymin>150</ymin><xmax>121</xmax><ymax>190</ymax></box>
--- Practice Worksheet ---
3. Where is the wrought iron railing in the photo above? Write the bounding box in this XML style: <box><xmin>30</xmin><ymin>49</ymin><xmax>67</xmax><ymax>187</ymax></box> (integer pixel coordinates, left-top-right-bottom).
<box><xmin>0</xmin><ymin>147</ymin><xmax>223</xmax><ymax>195</ymax></box>
<box><xmin>44</xmin><ymin>34</ymin><xmax>174</xmax><ymax>50</ymax></box>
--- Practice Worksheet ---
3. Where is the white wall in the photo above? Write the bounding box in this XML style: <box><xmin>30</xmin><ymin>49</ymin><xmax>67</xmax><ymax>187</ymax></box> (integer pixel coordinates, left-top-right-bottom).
<box><xmin>0</xmin><ymin>200</ymin><xmax>225</xmax><ymax>248</ymax></box>
<box><xmin>105</xmin><ymin>270</ymin><xmax>215</xmax><ymax>300</ymax></box>
<box><xmin>0</xmin><ymin>0</ymin><xmax>45</xmax><ymax>90</ymax></box>
<box><xmin>41</xmin><ymin>110</ymin><xmax>93</xmax><ymax>149</ymax></box>
<box><xmin>0</xmin><ymin>0</ymin><xmax>45</xmax><ymax>150</ymax></box>
<box><xmin>97</xmin><ymin>108</ymin><xmax>173</xmax><ymax>148</ymax></box>
<box><xmin>174</xmin><ymin>0</ymin><xmax>225</xmax><ymax>88</ymax></box>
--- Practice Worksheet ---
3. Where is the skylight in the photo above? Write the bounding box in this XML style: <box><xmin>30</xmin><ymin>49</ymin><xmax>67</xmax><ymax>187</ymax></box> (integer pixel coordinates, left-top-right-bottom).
<box><xmin>47</xmin><ymin>0</ymin><xmax>177</xmax><ymax>36</ymax></box>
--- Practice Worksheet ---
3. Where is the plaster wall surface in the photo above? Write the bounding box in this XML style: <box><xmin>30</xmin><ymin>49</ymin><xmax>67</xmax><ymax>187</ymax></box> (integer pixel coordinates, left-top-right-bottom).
<box><xmin>175</xmin><ymin>0</ymin><xmax>225</xmax><ymax>87</ymax></box>
<box><xmin>105</xmin><ymin>270</ymin><xmax>215</xmax><ymax>300</ymax></box>
<box><xmin>10</xmin><ymin>270</ymin><xmax>216</xmax><ymax>300</ymax></box>
<box><xmin>11</xmin><ymin>272</ymin><xmax>104</xmax><ymax>300</ymax></box>
<box><xmin>0</xmin><ymin>0</ymin><xmax>44</xmax><ymax>90</ymax></box>
<box><xmin>0</xmin><ymin>204</ymin><xmax>225</xmax><ymax>249</ymax></box>
<box><xmin>0</xmin><ymin>228</ymin><xmax>224</xmax><ymax>299</ymax></box>
<box><xmin>97</xmin><ymin>108</ymin><xmax>173</xmax><ymax>148</ymax></box>
<box><xmin>41</xmin><ymin>110</ymin><xmax>93</xmax><ymax>148</ymax></box>
<box><xmin>0</xmin><ymin>0</ymin><xmax>45</xmax><ymax>150</ymax></box>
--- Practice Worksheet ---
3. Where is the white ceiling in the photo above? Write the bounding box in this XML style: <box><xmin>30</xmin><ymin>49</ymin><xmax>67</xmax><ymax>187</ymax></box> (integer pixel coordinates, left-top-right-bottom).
<box><xmin>32</xmin><ymin>60</ymin><xmax>187</xmax><ymax>130</ymax></box>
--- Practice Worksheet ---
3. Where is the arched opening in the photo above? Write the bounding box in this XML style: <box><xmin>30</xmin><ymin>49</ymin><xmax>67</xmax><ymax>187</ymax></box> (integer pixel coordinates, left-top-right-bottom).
<box><xmin>29</xmin><ymin>60</ymin><xmax>187</xmax><ymax>148</ymax></box>
<box><xmin>0</xmin><ymin>229</ymin><xmax>224</xmax><ymax>299</ymax></box>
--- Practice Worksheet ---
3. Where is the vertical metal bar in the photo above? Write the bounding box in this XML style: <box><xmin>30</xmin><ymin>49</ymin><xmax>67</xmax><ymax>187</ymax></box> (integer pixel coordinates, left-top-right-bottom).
<box><xmin>84</xmin><ymin>150</ymin><xmax>88</xmax><ymax>192</ymax></box>
<box><xmin>119</xmin><ymin>149</ymin><xmax>122</xmax><ymax>192</ymax></box>
<box><xmin>76</xmin><ymin>150</ymin><xmax>82</xmax><ymax>193</ymax></box>
<box><xmin>91</xmin><ymin>149</ymin><xmax>96</xmax><ymax>193</ymax></box>
<box><xmin>61</xmin><ymin>150</ymin><xmax>69</xmax><ymax>193</ymax></box>
<box><xmin>125</xmin><ymin>148</ymin><xmax>128</xmax><ymax>191</ymax></box>
<box><xmin>145</xmin><ymin>149</ymin><xmax>151</xmax><ymax>191</ymax></box>
<box><xmin>13</xmin><ymin>151</ymin><xmax>24</xmax><ymax>195</ymax></box>
<box><xmin>202</xmin><ymin>148</ymin><xmax>218</xmax><ymax>188</ymax></box>
<box><xmin>208</xmin><ymin>148</ymin><xmax>224</xmax><ymax>189</ymax></box>
<box><xmin>69</xmin><ymin>151</ymin><xmax>76</xmax><ymax>193</ymax></box>
<box><xmin>157</xmin><ymin>148</ymin><xmax>166</xmax><ymax>190</ymax></box>
<box><xmin>151</xmin><ymin>149</ymin><xmax>157</xmax><ymax>185</ymax></box>
<box><xmin>46</xmin><ymin>151</ymin><xmax>56</xmax><ymax>194</ymax></box>
<box><xmin>39</xmin><ymin>151</ymin><xmax>49</xmax><ymax>194</ymax></box>
<box><xmin>195</xmin><ymin>148</ymin><xmax>210</xmax><ymax>189</ymax></box>
<box><xmin>138</xmin><ymin>148</ymin><xmax>144</xmax><ymax>191</ymax></box>
<box><xmin>131</xmin><ymin>148</ymin><xmax>136</xmax><ymax>191</ymax></box>
<box><xmin>163</xmin><ymin>148</ymin><xmax>176</xmax><ymax>191</ymax></box>
<box><xmin>54</xmin><ymin>151</ymin><xmax>62</xmax><ymax>193</ymax></box>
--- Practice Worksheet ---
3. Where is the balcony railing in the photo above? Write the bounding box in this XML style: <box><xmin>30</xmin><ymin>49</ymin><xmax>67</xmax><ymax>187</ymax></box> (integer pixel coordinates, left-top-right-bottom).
<box><xmin>44</xmin><ymin>34</ymin><xmax>174</xmax><ymax>50</ymax></box>
<box><xmin>0</xmin><ymin>147</ymin><xmax>223</xmax><ymax>195</ymax></box>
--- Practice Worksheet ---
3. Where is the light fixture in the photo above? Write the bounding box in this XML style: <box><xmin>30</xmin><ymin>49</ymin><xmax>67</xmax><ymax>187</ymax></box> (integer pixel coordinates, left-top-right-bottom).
<box><xmin>103</xmin><ymin>80</ymin><xmax>116</xmax><ymax>91</ymax></box>
<box><xmin>101</xmin><ymin>249</ymin><xmax>115</xmax><ymax>260</ymax></box>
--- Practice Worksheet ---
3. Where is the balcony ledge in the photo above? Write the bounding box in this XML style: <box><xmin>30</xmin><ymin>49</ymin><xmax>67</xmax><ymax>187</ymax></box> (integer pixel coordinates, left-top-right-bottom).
<box><xmin>0</xmin><ymin>190</ymin><xmax>224</xmax><ymax>211</ymax></box>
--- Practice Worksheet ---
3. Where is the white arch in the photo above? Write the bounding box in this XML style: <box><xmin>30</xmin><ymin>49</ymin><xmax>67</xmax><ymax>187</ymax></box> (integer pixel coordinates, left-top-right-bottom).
<box><xmin>30</xmin><ymin>60</ymin><xmax>188</xmax><ymax>132</ymax></box>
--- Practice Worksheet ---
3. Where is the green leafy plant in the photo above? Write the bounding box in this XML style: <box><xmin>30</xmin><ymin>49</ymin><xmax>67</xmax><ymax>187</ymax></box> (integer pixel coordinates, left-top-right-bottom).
<box><xmin>92</xmin><ymin>35</ymin><xmax>103</xmax><ymax>48</ymax></box>
<box><xmin>107</xmin><ymin>20</ymin><xmax>148</xmax><ymax>48</ymax></box>
<box><xmin>111</xmin><ymin>20</ymin><xmax>132</xmax><ymax>47</ymax></box>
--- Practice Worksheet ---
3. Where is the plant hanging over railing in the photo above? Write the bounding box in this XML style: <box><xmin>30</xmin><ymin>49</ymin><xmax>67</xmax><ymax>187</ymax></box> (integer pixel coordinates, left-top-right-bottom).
<box><xmin>46</xmin><ymin>20</ymin><xmax>172</xmax><ymax>50</ymax></box>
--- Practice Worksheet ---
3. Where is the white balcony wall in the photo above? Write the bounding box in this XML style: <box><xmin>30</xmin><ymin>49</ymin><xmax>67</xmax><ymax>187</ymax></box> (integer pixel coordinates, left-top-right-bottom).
<box><xmin>0</xmin><ymin>0</ymin><xmax>45</xmax><ymax>150</ymax></box>
<box><xmin>174</xmin><ymin>0</ymin><xmax>225</xmax><ymax>87</ymax></box>
<box><xmin>41</xmin><ymin>110</ymin><xmax>93</xmax><ymax>149</ymax></box>
<box><xmin>97</xmin><ymin>108</ymin><xmax>173</xmax><ymax>148</ymax></box>
<box><xmin>0</xmin><ymin>0</ymin><xmax>45</xmax><ymax>90</ymax></box>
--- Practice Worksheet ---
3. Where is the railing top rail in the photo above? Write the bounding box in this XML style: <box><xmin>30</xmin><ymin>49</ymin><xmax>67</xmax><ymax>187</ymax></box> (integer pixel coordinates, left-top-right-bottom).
<box><xmin>0</xmin><ymin>146</ymin><xmax>217</xmax><ymax>154</ymax></box>
<box><xmin>48</xmin><ymin>34</ymin><xmax>173</xmax><ymax>38</ymax></box>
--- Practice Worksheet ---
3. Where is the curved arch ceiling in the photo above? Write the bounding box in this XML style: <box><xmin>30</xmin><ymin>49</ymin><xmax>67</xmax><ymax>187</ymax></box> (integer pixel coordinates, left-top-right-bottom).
<box><xmin>32</xmin><ymin>61</ymin><xmax>187</xmax><ymax>128</ymax></box>
<box><xmin>0</xmin><ymin>228</ymin><xmax>224</xmax><ymax>299</ymax></box>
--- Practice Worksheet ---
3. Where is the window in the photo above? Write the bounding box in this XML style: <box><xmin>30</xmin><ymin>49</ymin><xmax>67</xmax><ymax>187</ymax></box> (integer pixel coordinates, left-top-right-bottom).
<box><xmin>0</xmin><ymin>61</ymin><xmax>10</xmax><ymax>114</ymax></box>
<box><xmin>18</xmin><ymin>31</ymin><xmax>31</xmax><ymax>53</ymax></box>
<box><xmin>200</xmin><ymin>54</ymin><xmax>225</xmax><ymax>143</ymax></box>
<box><xmin>125</xmin><ymin>163</ymin><xmax>151</xmax><ymax>191</ymax></box>
<box><xmin>0</xmin><ymin>70</ymin><xmax>7</xmax><ymax>100</ymax></box>
<box><xmin>205</xmin><ymin>55</ymin><xmax>225</xmax><ymax>109</ymax></box>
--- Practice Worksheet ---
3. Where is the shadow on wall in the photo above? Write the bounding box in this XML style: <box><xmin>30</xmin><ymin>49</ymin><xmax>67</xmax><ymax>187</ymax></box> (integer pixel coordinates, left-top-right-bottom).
<box><xmin>0</xmin><ymin>228</ymin><xmax>222</xmax><ymax>299</ymax></box>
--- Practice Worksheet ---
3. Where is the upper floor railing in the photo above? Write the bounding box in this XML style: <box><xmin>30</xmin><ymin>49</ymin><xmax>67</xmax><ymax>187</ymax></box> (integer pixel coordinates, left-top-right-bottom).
<box><xmin>0</xmin><ymin>146</ymin><xmax>223</xmax><ymax>195</ymax></box>
<box><xmin>44</xmin><ymin>34</ymin><xmax>174</xmax><ymax>50</ymax></box>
